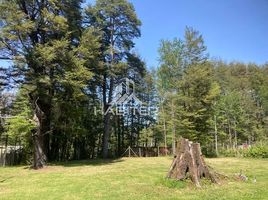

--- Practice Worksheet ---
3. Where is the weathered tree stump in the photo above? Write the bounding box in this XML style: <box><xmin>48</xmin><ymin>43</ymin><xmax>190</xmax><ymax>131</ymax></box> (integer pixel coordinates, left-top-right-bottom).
<box><xmin>167</xmin><ymin>138</ymin><xmax>218</xmax><ymax>187</ymax></box>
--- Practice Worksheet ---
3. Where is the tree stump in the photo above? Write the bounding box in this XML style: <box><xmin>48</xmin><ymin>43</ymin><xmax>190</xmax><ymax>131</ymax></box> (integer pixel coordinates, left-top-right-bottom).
<box><xmin>167</xmin><ymin>138</ymin><xmax>218</xmax><ymax>187</ymax></box>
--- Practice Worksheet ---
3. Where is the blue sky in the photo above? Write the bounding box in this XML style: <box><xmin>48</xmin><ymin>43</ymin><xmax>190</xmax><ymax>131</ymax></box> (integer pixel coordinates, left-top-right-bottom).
<box><xmin>1</xmin><ymin>0</ymin><xmax>267</xmax><ymax>68</ymax></box>
<box><xmin>129</xmin><ymin>0</ymin><xmax>268</xmax><ymax>68</ymax></box>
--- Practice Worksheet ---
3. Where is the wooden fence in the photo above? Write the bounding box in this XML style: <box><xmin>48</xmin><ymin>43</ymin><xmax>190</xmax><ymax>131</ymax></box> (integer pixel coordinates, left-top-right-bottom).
<box><xmin>0</xmin><ymin>135</ymin><xmax>23</xmax><ymax>166</ymax></box>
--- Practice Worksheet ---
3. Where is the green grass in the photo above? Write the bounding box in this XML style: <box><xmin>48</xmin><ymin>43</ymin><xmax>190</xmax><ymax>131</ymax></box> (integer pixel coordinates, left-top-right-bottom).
<box><xmin>0</xmin><ymin>157</ymin><xmax>267</xmax><ymax>200</ymax></box>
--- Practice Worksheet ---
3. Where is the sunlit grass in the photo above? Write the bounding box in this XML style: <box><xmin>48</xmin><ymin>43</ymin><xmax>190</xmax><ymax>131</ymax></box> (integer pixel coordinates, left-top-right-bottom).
<box><xmin>0</xmin><ymin>157</ymin><xmax>267</xmax><ymax>200</ymax></box>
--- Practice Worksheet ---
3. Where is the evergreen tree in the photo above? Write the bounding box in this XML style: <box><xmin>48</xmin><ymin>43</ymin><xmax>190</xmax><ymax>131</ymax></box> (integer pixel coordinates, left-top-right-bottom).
<box><xmin>85</xmin><ymin>0</ymin><xmax>141</xmax><ymax>158</ymax></box>
<box><xmin>156</xmin><ymin>27</ymin><xmax>220</xmax><ymax>152</ymax></box>
<box><xmin>0</xmin><ymin>0</ymin><xmax>99</xmax><ymax>168</ymax></box>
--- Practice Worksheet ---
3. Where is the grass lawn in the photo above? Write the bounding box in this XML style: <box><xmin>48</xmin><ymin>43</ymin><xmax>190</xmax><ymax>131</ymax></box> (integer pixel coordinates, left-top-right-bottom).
<box><xmin>0</xmin><ymin>157</ymin><xmax>267</xmax><ymax>200</ymax></box>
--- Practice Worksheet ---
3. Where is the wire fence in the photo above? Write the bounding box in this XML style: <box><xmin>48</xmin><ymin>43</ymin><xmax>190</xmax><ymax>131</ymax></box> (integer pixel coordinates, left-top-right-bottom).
<box><xmin>121</xmin><ymin>146</ymin><xmax>173</xmax><ymax>157</ymax></box>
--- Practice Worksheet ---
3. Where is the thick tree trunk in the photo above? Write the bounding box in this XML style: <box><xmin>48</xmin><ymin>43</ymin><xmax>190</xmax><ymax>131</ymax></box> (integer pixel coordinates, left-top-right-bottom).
<box><xmin>31</xmin><ymin>97</ymin><xmax>48</xmax><ymax>169</ymax></box>
<box><xmin>32</xmin><ymin>116</ymin><xmax>47</xmax><ymax>169</ymax></box>
<box><xmin>167</xmin><ymin>138</ymin><xmax>218</xmax><ymax>187</ymax></box>
<box><xmin>32</xmin><ymin>127</ymin><xmax>47</xmax><ymax>169</ymax></box>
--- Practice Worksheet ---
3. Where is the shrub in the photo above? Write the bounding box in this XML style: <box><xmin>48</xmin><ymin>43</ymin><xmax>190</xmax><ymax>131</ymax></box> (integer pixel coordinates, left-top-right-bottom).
<box><xmin>243</xmin><ymin>145</ymin><xmax>268</xmax><ymax>158</ymax></box>
<box><xmin>219</xmin><ymin>148</ymin><xmax>237</xmax><ymax>157</ymax></box>
<box><xmin>219</xmin><ymin>143</ymin><xmax>268</xmax><ymax>158</ymax></box>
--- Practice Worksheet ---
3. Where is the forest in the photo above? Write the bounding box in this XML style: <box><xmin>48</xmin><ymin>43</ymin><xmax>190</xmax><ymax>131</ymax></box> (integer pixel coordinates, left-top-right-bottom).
<box><xmin>0</xmin><ymin>0</ymin><xmax>267</xmax><ymax>170</ymax></box>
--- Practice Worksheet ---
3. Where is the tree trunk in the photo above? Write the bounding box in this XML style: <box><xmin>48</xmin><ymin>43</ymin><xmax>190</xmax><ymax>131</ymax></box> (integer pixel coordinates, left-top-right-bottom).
<box><xmin>161</xmin><ymin>104</ymin><xmax>168</xmax><ymax>156</ymax></box>
<box><xmin>32</xmin><ymin>105</ymin><xmax>47</xmax><ymax>169</ymax></box>
<box><xmin>103</xmin><ymin>113</ymin><xmax>110</xmax><ymax>158</ymax></box>
<box><xmin>167</xmin><ymin>138</ymin><xmax>218</xmax><ymax>187</ymax></box>
<box><xmin>234</xmin><ymin>121</ymin><xmax>238</xmax><ymax>149</ymax></box>
<box><xmin>214</xmin><ymin>115</ymin><xmax>218</xmax><ymax>156</ymax></box>
<box><xmin>103</xmin><ymin>77</ymin><xmax>114</xmax><ymax>158</ymax></box>
<box><xmin>171</xmin><ymin>99</ymin><xmax>176</xmax><ymax>155</ymax></box>
<box><xmin>117</xmin><ymin>115</ymin><xmax>121</xmax><ymax>156</ymax></box>
<box><xmin>228</xmin><ymin>118</ymin><xmax>232</xmax><ymax>149</ymax></box>
<box><xmin>102</xmin><ymin>74</ymin><xmax>108</xmax><ymax>158</ymax></box>
<box><xmin>32</xmin><ymin>127</ymin><xmax>47</xmax><ymax>169</ymax></box>
<box><xmin>32</xmin><ymin>115</ymin><xmax>47</xmax><ymax>169</ymax></box>
<box><xmin>102</xmin><ymin>17</ymin><xmax>116</xmax><ymax>158</ymax></box>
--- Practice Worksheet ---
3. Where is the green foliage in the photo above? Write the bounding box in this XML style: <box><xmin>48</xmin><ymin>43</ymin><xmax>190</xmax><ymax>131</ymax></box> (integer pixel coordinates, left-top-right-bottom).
<box><xmin>156</xmin><ymin>27</ymin><xmax>220</xmax><ymax>149</ymax></box>
<box><xmin>0</xmin><ymin>0</ymin><xmax>267</xmax><ymax>163</ymax></box>
<box><xmin>184</xmin><ymin>26</ymin><xmax>209</xmax><ymax>64</ymax></box>
<box><xmin>243</xmin><ymin>144</ymin><xmax>268</xmax><ymax>158</ymax></box>
<box><xmin>219</xmin><ymin>142</ymin><xmax>268</xmax><ymax>158</ymax></box>
<box><xmin>156</xmin><ymin>27</ymin><xmax>268</xmax><ymax>155</ymax></box>
<box><xmin>85</xmin><ymin>0</ymin><xmax>144</xmax><ymax>157</ymax></box>
<box><xmin>219</xmin><ymin>148</ymin><xmax>237</xmax><ymax>157</ymax></box>
<box><xmin>5</xmin><ymin>88</ymin><xmax>34</xmax><ymax>153</ymax></box>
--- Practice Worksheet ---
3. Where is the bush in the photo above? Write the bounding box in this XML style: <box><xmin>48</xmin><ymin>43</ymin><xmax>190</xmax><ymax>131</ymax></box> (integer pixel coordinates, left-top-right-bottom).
<box><xmin>219</xmin><ymin>143</ymin><xmax>268</xmax><ymax>158</ymax></box>
<box><xmin>219</xmin><ymin>148</ymin><xmax>237</xmax><ymax>157</ymax></box>
<box><xmin>243</xmin><ymin>145</ymin><xmax>268</xmax><ymax>158</ymax></box>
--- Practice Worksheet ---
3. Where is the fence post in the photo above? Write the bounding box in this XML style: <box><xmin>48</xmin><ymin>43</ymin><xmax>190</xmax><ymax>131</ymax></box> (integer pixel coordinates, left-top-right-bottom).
<box><xmin>12</xmin><ymin>137</ymin><xmax>17</xmax><ymax>165</ymax></box>
<box><xmin>0</xmin><ymin>147</ymin><xmax>2</xmax><ymax>165</ymax></box>
<box><xmin>3</xmin><ymin>135</ymin><xmax>8</xmax><ymax>167</ymax></box>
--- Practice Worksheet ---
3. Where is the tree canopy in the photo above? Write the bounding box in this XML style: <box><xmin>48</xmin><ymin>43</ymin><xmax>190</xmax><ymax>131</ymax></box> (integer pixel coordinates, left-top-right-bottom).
<box><xmin>0</xmin><ymin>0</ymin><xmax>267</xmax><ymax>168</ymax></box>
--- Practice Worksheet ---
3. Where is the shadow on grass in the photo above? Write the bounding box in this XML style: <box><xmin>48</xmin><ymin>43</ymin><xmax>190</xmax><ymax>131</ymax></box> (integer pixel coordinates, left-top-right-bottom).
<box><xmin>49</xmin><ymin>158</ymin><xmax>125</xmax><ymax>168</ymax></box>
